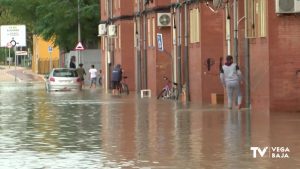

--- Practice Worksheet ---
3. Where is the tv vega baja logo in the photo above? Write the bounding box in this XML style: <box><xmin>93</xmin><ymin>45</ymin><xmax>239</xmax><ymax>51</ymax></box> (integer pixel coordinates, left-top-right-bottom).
<box><xmin>250</xmin><ymin>147</ymin><xmax>290</xmax><ymax>158</ymax></box>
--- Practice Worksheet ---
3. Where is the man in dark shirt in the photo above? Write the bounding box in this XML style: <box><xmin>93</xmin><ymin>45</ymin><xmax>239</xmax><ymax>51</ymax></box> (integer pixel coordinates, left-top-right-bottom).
<box><xmin>111</xmin><ymin>64</ymin><xmax>122</xmax><ymax>95</ymax></box>
<box><xmin>70</xmin><ymin>56</ymin><xmax>76</xmax><ymax>68</ymax></box>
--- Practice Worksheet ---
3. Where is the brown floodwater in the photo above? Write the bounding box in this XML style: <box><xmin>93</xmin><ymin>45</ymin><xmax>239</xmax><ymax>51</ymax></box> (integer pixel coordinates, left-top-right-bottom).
<box><xmin>0</xmin><ymin>83</ymin><xmax>299</xmax><ymax>168</ymax></box>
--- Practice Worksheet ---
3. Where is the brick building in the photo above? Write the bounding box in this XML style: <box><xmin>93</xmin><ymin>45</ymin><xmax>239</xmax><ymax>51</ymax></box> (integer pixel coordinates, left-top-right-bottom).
<box><xmin>99</xmin><ymin>0</ymin><xmax>300</xmax><ymax>112</ymax></box>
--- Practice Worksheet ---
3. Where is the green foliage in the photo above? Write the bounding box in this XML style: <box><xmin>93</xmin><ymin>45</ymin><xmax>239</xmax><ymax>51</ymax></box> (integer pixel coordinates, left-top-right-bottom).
<box><xmin>0</xmin><ymin>0</ymin><xmax>99</xmax><ymax>51</ymax></box>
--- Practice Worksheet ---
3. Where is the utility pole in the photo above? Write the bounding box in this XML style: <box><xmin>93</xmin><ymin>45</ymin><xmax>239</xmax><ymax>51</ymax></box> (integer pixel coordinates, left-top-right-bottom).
<box><xmin>105</xmin><ymin>0</ymin><xmax>113</xmax><ymax>93</ymax></box>
<box><xmin>77</xmin><ymin>0</ymin><xmax>81</xmax><ymax>66</ymax></box>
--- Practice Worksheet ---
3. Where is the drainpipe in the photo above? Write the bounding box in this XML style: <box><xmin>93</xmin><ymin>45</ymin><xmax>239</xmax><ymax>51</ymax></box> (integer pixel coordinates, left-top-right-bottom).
<box><xmin>225</xmin><ymin>2</ymin><xmax>231</xmax><ymax>56</ymax></box>
<box><xmin>136</xmin><ymin>0</ymin><xmax>142</xmax><ymax>92</ymax></box>
<box><xmin>184</xmin><ymin>2</ymin><xmax>190</xmax><ymax>101</ymax></box>
<box><xmin>233</xmin><ymin>0</ymin><xmax>238</xmax><ymax>63</ymax></box>
<box><xmin>143</xmin><ymin>3</ymin><xmax>148</xmax><ymax>88</ymax></box>
<box><xmin>244</xmin><ymin>1</ymin><xmax>251</xmax><ymax>108</ymax></box>
<box><xmin>176</xmin><ymin>0</ymin><xmax>182</xmax><ymax>93</ymax></box>
<box><xmin>105</xmin><ymin>0</ymin><xmax>112</xmax><ymax>93</ymax></box>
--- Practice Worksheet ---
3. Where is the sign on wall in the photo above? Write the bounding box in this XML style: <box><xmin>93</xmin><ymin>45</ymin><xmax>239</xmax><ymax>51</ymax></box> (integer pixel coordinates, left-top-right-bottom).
<box><xmin>157</xmin><ymin>33</ymin><xmax>164</xmax><ymax>52</ymax></box>
<box><xmin>0</xmin><ymin>25</ymin><xmax>26</xmax><ymax>47</ymax></box>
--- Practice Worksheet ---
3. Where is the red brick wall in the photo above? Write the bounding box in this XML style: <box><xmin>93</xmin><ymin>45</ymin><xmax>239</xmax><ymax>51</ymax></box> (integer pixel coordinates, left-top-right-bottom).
<box><xmin>200</xmin><ymin>5</ymin><xmax>225</xmax><ymax>104</ymax></box>
<box><xmin>116</xmin><ymin>20</ymin><xmax>136</xmax><ymax>91</ymax></box>
<box><xmin>250</xmin><ymin>38</ymin><xmax>270</xmax><ymax>112</ymax></box>
<box><xmin>150</xmin><ymin>0</ymin><xmax>170</xmax><ymax>7</ymax></box>
<box><xmin>146</xmin><ymin>13</ymin><xmax>172</xmax><ymax>95</ymax></box>
<box><xmin>250</xmin><ymin>1</ymin><xmax>300</xmax><ymax>112</ymax></box>
<box><xmin>188</xmin><ymin>4</ymin><xmax>224</xmax><ymax>104</ymax></box>
<box><xmin>268</xmin><ymin>1</ymin><xmax>300</xmax><ymax>112</ymax></box>
<box><xmin>120</xmin><ymin>0</ymin><xmax>134</xmax><ymax>16</ymax></box>
<box><xmin>101</xmin><ymin>0</ymin><xmax>107</xmax><ymax>20</ymax></box>
<box><xmin>155</xmin><ymin>28</ymin><xmax>172</xmax><ymax>95</ymax></box>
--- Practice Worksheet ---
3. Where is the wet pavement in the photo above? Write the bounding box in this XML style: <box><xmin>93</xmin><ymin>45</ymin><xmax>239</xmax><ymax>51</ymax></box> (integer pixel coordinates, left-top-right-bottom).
<box><xmin>0</xmin><ymin>80</ymin><xmax>300</xmax><ymax>168</ymax></box>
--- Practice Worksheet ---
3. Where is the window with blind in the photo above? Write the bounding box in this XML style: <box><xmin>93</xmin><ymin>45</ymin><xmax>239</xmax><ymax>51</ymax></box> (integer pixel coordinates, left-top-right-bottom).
<box><xmin>189</xmin><ymin>8</ymin><xmax>200</xmax><ymax>43</ymax></box>
<box><xmin>152</xmin><ymin>17</ymin><xmax>156</xmax><ymax>47</ymax></box>
<box><xmin>119</xmin><ymin>25</ymin><xmax>121</xmax><ymax>49</ymax></box>
<box><xmin>147</xmin><ymin>18</ymin><xmax>151</xmax><ymax>47</ymax></box>
<box><xmin>246</xmin><ymin>0</ymin><xmax>267</xmax><ymax>38</ymax></box>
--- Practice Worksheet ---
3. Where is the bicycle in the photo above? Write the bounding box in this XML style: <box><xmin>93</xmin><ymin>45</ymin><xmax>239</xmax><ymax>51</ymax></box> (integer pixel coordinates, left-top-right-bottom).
<box><xmin>119</xmin><ymin>76</ymin><xmax>129</xmax><ymax>95</ymax></box>
<box><xmin>157</xmin><ymin>76</ymin><xmax>179</xmax><ymax>100</ymax></box>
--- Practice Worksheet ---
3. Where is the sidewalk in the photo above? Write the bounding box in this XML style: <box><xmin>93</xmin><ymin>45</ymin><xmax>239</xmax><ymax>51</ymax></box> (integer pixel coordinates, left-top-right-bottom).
<box><xmin>0</xmin><ymin>65</ymin><xmax>44</xmax><ymax>83</ymax></box>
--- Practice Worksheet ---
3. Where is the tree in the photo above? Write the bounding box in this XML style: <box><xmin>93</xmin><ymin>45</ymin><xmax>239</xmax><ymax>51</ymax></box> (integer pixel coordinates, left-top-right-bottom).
<box><xmin>0</xmin><ymin>0</ymin><xmax>99</xmax><ymax>52</ymax></box>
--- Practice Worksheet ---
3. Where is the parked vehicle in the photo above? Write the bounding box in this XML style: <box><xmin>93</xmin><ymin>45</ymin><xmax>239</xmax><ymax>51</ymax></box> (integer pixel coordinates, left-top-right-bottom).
<box><xmin>45</xmin><ymin>68</ymin><xmax>81</xmax><ymax>92</ymax></box>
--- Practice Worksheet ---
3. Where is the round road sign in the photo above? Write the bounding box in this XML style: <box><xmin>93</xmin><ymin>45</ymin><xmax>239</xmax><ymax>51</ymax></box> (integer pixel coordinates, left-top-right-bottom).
<box><xmin>7</xmin><ymin>42</ymin><xmax>12</xmax><ymax>48</ymax></box>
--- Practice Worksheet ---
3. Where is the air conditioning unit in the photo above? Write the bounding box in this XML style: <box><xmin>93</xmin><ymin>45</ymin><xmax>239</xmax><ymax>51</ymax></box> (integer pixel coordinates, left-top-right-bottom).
<box><xmin>108</xmin><ymin>25</ymin><xmax>117</xmax><ymax>37</ymax></box>
<box><xmin>275</xmin><ymin>0</ymin><xmax>300</xmax><ymax>13</ymax></box>
<box><xmin>98</xmin><ymin>24</ymin><xmax>106</xmax><ymax>36</ymax></box>
<box><xmin>157</xmin><ymin>13</ymin><xmax>172</xmax><ymax>27</ymax></box>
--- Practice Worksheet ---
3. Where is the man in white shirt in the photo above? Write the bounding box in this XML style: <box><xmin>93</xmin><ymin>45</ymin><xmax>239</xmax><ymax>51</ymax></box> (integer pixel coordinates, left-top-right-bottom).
<box><xmin>89</xmin><ymin>65</ymin><xmax>97</xmax><ymax>88</ymax></box>
<box><xmin>220</xmin><ymin>55</ymin><xmax>242</xmax><ymax>109</ymax></box>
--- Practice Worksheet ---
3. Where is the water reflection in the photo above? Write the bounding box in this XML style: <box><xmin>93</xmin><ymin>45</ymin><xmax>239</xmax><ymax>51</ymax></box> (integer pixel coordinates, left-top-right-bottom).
<box><xmin>0</xmin><ymin>83</ymin><xmax>299</xmax><ymax>168</ymax></box>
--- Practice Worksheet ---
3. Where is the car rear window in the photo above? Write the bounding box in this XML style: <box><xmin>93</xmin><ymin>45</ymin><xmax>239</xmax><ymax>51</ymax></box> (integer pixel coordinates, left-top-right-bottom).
<box><xmin>53</xmin><ymin>69</ymin><xmax>78</xmax><ymax>77</ymax></box>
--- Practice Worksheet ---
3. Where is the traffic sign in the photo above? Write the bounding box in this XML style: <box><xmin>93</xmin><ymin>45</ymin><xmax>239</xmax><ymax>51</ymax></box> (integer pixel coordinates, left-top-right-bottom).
<box><xmin>16</xmin><ymin>51</ymin><xmax>28</xmax><ymax>55</ymax></box>
<box><xmin>6</xmin><ymin>42</ymin><xmax>12</xmax><ymax>48</ymax></box>
<box><xmin>75</xmin><ymin>42</ymin><xmax>85</xmax><ymax>50</ymax></box>
<box><xmin>48</xmin><ymin>46</ymin><xmax>53</xmax><ymax>52</ymax></box>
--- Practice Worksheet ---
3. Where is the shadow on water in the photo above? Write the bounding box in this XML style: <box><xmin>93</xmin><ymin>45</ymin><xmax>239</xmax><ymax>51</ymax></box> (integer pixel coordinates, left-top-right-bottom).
<box><xmin>0</xmin><ymin>83</ymin><xmax>299</xmax><ymax>168</ymax></box>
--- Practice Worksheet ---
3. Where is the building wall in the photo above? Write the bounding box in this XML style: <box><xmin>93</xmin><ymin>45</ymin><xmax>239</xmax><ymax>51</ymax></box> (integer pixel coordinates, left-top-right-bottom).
<box><xmin>200</xmin><ymin>4</ymin><xmax>224</xmax><ymax>104</ymax></box>
<box><xmin>188</xmin><ymin>4</ymin><xmax>224</xmax><ymax>104</ymax></box>
<box><xmin>100</xmin><ymin>0</ymin><xmax>135</xmax><ymax>91</ymax></box>
<box><xmin>32</xmin><ymin>35</ymin><xmax>59</xmax><ymax>74</ymax></box>
<box><xmin>155</xmin><ymin>26</ymin><xmax>173</xmax><ymax>95</ymax></box>
<box><xmin>100</xmin><ymin>0</ymin><xmax>300</xmax><ymax>111</ymax></box>
<box><xmin>249</xmin><ymin>1</ymin><xmax>300</xmax><ymax>112</ymax></box>
<box><xmin>250</xmin><ymin>38</ymin><xmax>270</xmax><ymax>112</ymax></box>
<box><xmin>119</xmin><ymin>20</ymin><xmax>136</xmax><ymax>91</ymax></box>
<box><xmin>268</xmin><ymin>1</ymin><xmax>300</xmax><ymax>112</ymax></box>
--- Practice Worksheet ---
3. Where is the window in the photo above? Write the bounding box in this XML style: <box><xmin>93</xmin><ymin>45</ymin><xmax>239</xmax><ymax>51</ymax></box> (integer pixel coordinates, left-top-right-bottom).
<box><xmin>152</xmin><ymin>17</ymin><xmax>156</xmax><ymax>47</ymax></box>
<box><xmin>246</xmin><ymin>0</ymin><xmax>267</xmax><ymax>38</ymax></box>
<box><xmin>53</xmin><ymin>69</ymin><xmax>78</xmax><ymax>77</ymax></box>
<box><xmin>104</xmin><ymin>0</ymin><xmax>108</xmax><ymax>14</ymax></box>
<box><xmin>114</xmin><ymin>0</ymin><xmax>120</xmax><ymax>9</ymax></box>
<box><xmin>189</xmin><ymin>8</ymin><xmax>200</xmax><ymax>43</ymax></box>
<box><xmin>119</xmin><ymin>25</ymin><xmax>121</xmax><ymax>49</ymax></box>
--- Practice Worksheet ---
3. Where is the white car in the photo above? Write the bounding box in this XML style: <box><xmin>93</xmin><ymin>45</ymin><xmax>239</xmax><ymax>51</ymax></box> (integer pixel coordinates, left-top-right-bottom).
<box><xmin>45</xmin><ymin>68</ymin><xmax>81</xmax><ymax>92</ymax></box>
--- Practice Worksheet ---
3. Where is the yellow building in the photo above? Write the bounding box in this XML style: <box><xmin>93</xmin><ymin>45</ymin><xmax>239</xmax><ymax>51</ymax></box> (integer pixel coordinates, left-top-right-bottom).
<box><xmin>32</xmin><ymin>35</ymin><xmax>60</xmax><ymax>74</ymax></box>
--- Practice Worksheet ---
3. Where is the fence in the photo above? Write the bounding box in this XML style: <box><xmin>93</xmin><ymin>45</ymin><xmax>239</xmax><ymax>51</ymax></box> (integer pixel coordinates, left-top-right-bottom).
<box><xmin>38</xmin><ymin>60</ymin><xmax>59</xmax><ymax>74</ymax></box>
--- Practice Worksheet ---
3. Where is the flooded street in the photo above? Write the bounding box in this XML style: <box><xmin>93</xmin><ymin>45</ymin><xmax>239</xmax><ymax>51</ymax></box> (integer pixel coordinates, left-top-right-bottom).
<box><xmin>0</xmin><ymin>82</ymin><xmax>299</xmax><ymax>168</ymax></box>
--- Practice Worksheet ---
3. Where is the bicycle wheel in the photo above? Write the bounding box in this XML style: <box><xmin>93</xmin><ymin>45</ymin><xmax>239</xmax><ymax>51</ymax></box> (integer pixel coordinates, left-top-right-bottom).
<box><xmin>122</xmin><ymin>84</ymin><xmax>129</xmax><ymax>95</ymax></box>
<box><xmin>172</xmin><ymin>87</ymin><xmax>179</xmax><ymax>100</ymax></box>
<box><xmin>157</xmin><ymin>89</ymin><xmax>166</xmax><ymax>99</ymax></box>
